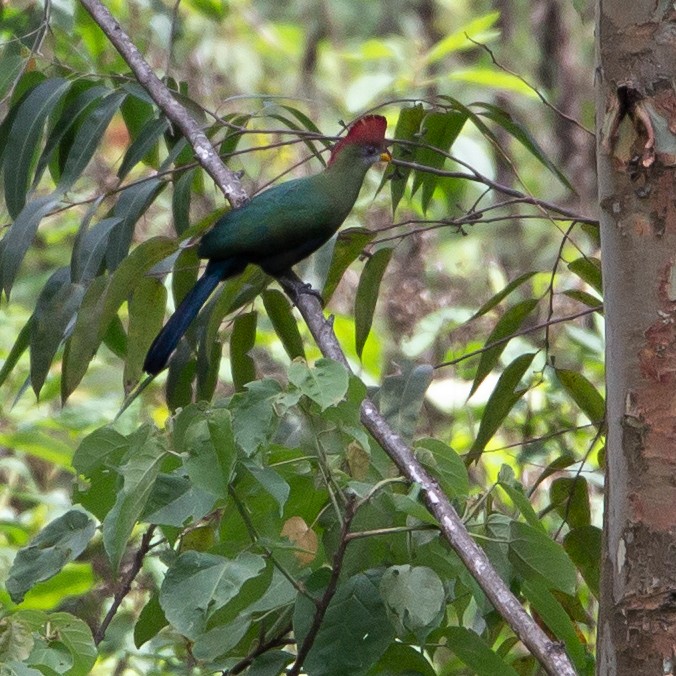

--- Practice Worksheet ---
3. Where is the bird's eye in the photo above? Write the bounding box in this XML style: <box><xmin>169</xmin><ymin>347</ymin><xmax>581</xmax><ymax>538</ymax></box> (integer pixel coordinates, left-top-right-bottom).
<box><xmin>366</xmin><ymin>145</ymin><xmax>378</xmax><ymax>155</ymax></box>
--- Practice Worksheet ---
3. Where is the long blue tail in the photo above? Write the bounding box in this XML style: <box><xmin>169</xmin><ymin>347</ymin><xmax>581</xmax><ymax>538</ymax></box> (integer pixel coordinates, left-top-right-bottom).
<box><xmin>143</xmin><ymin>258</ymin><xmax>244</xmax><ymax>375</ymax></box>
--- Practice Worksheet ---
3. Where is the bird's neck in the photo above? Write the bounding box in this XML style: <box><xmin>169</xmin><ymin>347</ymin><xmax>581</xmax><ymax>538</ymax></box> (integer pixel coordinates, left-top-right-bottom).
<box><xmin>321</xmin><ymin>147</ymin><xmax>370</xmax><ymax>205</ymax></box>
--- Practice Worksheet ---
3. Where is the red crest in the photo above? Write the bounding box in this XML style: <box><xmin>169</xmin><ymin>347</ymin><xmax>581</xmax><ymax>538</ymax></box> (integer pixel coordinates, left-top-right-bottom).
<box><xmin>328</xmin><ymin>115</ymin><xmax>387</xmax><ymax>165</ymax></box>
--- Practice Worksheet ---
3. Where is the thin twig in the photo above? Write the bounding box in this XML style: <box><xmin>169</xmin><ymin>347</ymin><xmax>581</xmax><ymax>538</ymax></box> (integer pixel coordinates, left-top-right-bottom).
<box><xmin>94</xmin><ymin>525</ymin><xmax>156</xmax><ymax>645</ymax></box>
<box><xmin>288</xmin><ymin>496</ymin><xmax>358</xmax><ymax>676</ymax></box>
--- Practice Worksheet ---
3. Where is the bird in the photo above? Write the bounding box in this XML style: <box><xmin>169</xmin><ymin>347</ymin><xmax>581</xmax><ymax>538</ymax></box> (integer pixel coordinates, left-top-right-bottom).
<box><xmin>143</xmin><ymin>115</ymin><xmax>390</xmax><ymax>375</ymax></box>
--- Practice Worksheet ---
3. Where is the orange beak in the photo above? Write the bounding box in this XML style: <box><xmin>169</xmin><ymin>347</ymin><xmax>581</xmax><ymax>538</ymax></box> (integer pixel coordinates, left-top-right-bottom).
<box><xmin>380</xmin><ymin>149</ymin><xmax>392</xmax><ymax>163</ymax></box>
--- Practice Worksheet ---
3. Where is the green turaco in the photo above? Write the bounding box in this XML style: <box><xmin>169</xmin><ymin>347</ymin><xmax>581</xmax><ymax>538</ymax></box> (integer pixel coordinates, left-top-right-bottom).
<box><xmin>143</xmin><ymin>115</ymin><xmax>390</xmax><ymax>375</ymax></box>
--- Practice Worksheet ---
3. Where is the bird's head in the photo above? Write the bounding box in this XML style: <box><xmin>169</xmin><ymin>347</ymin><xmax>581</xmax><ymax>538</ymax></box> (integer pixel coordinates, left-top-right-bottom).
<box><xmin>328</xmin><ymin>115</ymin><xmax>391</xmax><ymax>168</ymax></box>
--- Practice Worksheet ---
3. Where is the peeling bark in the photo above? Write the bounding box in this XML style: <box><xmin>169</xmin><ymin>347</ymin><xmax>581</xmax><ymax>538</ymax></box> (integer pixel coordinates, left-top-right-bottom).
<box><xmin>596</xmin><ymin>1</ymin><xmax>676</xmax><ymax>672</ymax></box>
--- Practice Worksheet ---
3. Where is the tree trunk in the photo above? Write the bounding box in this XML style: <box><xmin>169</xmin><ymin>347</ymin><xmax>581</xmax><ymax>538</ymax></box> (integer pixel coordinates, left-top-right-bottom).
<box><xmin>596</xmin><ymin>2</ymin><xmax>676</xmax><ymax>673</ymax></box>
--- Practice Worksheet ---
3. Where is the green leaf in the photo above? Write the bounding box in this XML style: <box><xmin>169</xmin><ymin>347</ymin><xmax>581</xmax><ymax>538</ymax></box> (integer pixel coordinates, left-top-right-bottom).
<box><xmin>262</xmin><ymin>289</ymin><xmax>305</xmax><ymax>360</ymax></box>
<box><xmin>370</xmin><ymin>642</ymin><xmax>436</xmax><ymax>676</ymax></box>
<box><xmin>29</xmin><ymin>268</ymin><xmax>86</xmax><ymax>397</ymax></box>
<box><xmin>288</xmin><ymin>358</ymin><xmax>349</xmax><ymax>410</ymax></box>
<box><xmin>134</xmin><ymin>593</ymin><xmax>168</xmax><ymax>648</ymax></box>
<box><xmin>172</xmin><ymin>168</ymin><xmax>195</xmax><ymax>236</ymax></box>
<box><xmin>379</xmin><ymin>565</ymin><xmax>445</xmax><ymax>641</ymax></box>
<box><xmin>230</xmin><ymin>311</ymin><xmax>258</xmax><ymax>391</ymax></box>
<box><xmin>467</xmin><ymin>352</ymin><xmax>535</xmax><ymax>463</ymax></box>
<box><xmin>531</xmin><ymin>452</ymin><xmax>577</xmax><ymax>491</ymax></box>
<box><xmin>508</xmin><ymin>521</ymin><xmax>577</xmax><ymax>594</ymax></box>
<box><xmin>522</xmin><ymin>580</ymin><xmax>591</xmax><ymax>674</ymax></box>
<box><xmin>141</xmin><ymin>474</ymin><xmax>215</xmax><ymax>526</ymax></box>
<box><xmin>473</xmin><ymin>102</ymin><xmax>574</xmax><ymax>192</ymax></box>
<box><xmin>555</xmin><ymin>368</ymin><xmax>605</xmax><ymax>424</ymax></box>
<box><xmin>567</xmin><ymin>256</ymin><xmax>603</xmax><ymax>295</ymax></box>
<box><xmin>71</xmin><ymin>217</ymin><xmax>122</xmax><ymax>284</ymax></box>
<box><xmin>383</xmin><ymin>104</ymin><xmax>425</xmax><ymax>213</ymax></box>
<box><xmin>355</xmin><ymin>248</ymin><xmax>393</xmax><ymax>359</ymax></box>
<box><xmin>229</xmin><ymin>379</ymin><xmax>283</xmax><ymax>455</ymax></box>
<box><xmin>3</xmin><ymin>77</ymin><xmax>70</xmax><ymax>218</ymax></box>
<box><xmin>267</xmin><ymin>109</ymin><xmax>328</xmax><ymax>165</ymax></box>
<box><xmin>322</xmin><ymin>228</ymin><xmax>375</xmax><ymax>303</ymax></box>
<box><xmin>443</xmin><ymin>626</ymin><xmax>520</xmax><ymax>676</ymax></box>
<box><xmin>0</xmin><ymin>317</ymin><xmax>33</xmax><ymax>388</ymax></box>
<box><xmin>160</xmin><ymin>551</ymin><xmax>266</xmax><ymax>639</ymax></box>
<box><xmin>563</xmin><ymin>526</ymin><xmax>601</xmax><ymax>599</ymax></box>
<box><xmin>102</xmin><ymin>431</ymin><xmax>165</xmax><ymax>571</ymax></box>
<box><xmin>57</xmin><ymin>89</ymin><xmax>127</xmax><ymax>191</ymax></box>
<box><xmin>471</xmin><ymin>271</ymin><xmax>538</xmax><ymax>320</ymax></box>
<box><xmin>378</xmin><ymin>363</ymin><xmax>433</xmax><ymax>442</ymax></box>
<box><xmin>498</xmin><ymin>475</ymin><xmax>545</xmax><ymax>531</ymax></box>
<box><xmin>424</xmin><ymin>12</ymin><xmax>500</xmax><ymax>63</ymax></box>
<box><xmin>6</xmin><ymin>510</ymin><xmax>96</xmax><ymax>604</ymax></box>
<box><xmin>550</xmin><ymin>477</ymin><xmax>591</xmax><ymax>528</ymax></box>
<box><xmin>562</xmin><ymin>289</ymin><xmax>603</xmax><ymax>311</ymax></box>
<box><xmin>183</xmin><ymin>408</ymin><xmax>237</xmax><ymax>499</ymax></box>
<box><xmin>118</xmin><ymin>116</ymin><xmax>168</xmax><ymax>180</ymax></box>
<box><xmin>415</xmin><ymin>438</ymin><xmax>469</xmax><ymax>498</ymax></box>
<box><xmin>470</xmin><ymin>298</ymin><xmax>539</xmax><ymax>397</ymax></box>
<box><xmin>242</xmin><ymin>460</ymin><xmax>290</xmax><ymax>514</ymax></box>
<box><xmin>0</xmin><ymin>194</ymin><xmax>61</xmax><ymax>298</ymax></box>
<box><xmin>294</xmin><ymin>569</ymin><xmax>395</xmax><ymax>676</ymax></box>
<box><xmin>411</xmin><ymin>110</ymin><xmax>467</xmax><ymax>212</ymax></box>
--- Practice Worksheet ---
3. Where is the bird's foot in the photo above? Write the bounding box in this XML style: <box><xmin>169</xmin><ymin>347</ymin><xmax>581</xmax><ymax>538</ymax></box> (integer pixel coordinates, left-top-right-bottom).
<box><xmin>278</xmin><ymin>273</ymin><xmax>325</xmax><ymax>307</ymax></box>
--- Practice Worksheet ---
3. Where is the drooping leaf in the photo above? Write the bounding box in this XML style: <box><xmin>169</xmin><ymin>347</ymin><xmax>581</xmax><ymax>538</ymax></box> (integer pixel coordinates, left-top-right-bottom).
<box><xmin>355</xmin><ymin>248</ymin><xmax>393</xmax><ymax>359</ymax></box>
<box><xmin>471</xmin><ymin>271</ymin><xmax>538</xmax><ymax>320</ymax></box>
<box><xmin>563</xmin><ymin>526</ymin><xmax>601</xmax><ymax>599</ymax></box>
<box><xmin>262</xmin><ymin>289</ymin><xmax>305</xmax><ymax>360</ymax></box>
<box><xmin>467</xmin><ymin>352</ymin><xmax>536</xmax><ymax>463</ymax></box>
<box><xmin>567</xmin><ymin>256</ymin><xmax>603</xmax><ymax>295</ymax></box>
<box><xmin>509</xmin><ymin>521</ymin><xmax>577</xmax><ymax>594</ymax></box>
<box><xmin>424</xmin><ymin>12</ymin><xmax>500</xmax><ymax>63</ymax></box>
<box><xmin>378</xmin><ymin>363</ymin><xmax>433</xmax><ymax>442</ymax></box>
<box><xmin>0</xmin><ymin>316</ymin><xmax>33</xmax><ymax>388</ymax></box>
<box><xmin>118</xmin><ymin>116</ymin><xmax>169</xmax><ymax>179</ymax></box>
<box><xmin>550</xmin><ymin>477</ymin><xmax>591</xmax><ymax>528</ymax></box>
<box><xmin>522</xmin><ymin>580</ymin><xmax>591</xmax><ymax>674</ymax></box>
<box><xmin>442</xmin><ymin>627</ymin><xmax>520</xmax><ymax>676</ymax></box>
<box><xmin>134</xmin><ymin>593</ymin><xmax>168</xmax><ymax>648</ymax></box>
<box><xmin>29</xmin><ymin>268</ymin><xmax>86</xmax><ymax>397</ymax></box>
<box><xmin>415</xmin><ymin>438</ymin><xmax>469</xmax><ymax>498</ymax></box>
<box><xmin>469</xmin><ymin>298</ymin><xmax>539</xmax><ymax>397</ymax></box>
<box><xmin>71</xmin><ymin>217</ymin><xmax>122</xmax><ymax>284</ymax></box>
<box><xmin>3</xmin><ymin>77</ymin><xmax>70</xmax><ymax>218</ymax></box>
<box><xmin>6</xmin><ymin>510</ymin><xmax>96</xmax><ymax>603</ymax></box>
<box><xmin>172</xmin><ymin>168</ymin><xmax>195</xmax><ymax>235</ymax></box>
<box><xmin>555</xmin><ymin>367</ymin><xmax>605</xmax><ymax>425</ymax></box>
<box><xmin>411</xmin><ymin>110</ymin><xmax>467</xmax><ymax>212</ymax></box>
<box><xmin>382</xmin><ymin>103</ymin><xmax>425</xmax><ymax>213</ymax></box>
<box><xmin>322</xmin><ymin>228</ymin><xmax>375</xmax><ymax>303</ymax></box>
<box><xmin>230</xmin><ymin>311</ymin><xmax>258</xmax><ymax>391</ymax></box>
<box><xmin>498</xmin><ymin>473</ymin><xmax>546</xmax><ymax>532</ymax></box>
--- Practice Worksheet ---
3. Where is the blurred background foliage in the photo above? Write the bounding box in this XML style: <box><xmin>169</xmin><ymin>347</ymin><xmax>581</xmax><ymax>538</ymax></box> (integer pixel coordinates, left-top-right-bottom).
<box><xmin>0</xmin><ymin>0</ymin><xmax>602</xmax><ymax>673</ymax></box>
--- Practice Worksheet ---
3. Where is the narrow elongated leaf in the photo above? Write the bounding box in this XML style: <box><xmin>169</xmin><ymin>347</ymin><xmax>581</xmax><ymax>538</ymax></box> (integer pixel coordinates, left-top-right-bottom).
<box><xmin>467</xmin><ymin>352</ymin><xmax>536</xmax><ymax>463</ymax></box>
<box><xmin>555</xmin><ymin>368</ymin><xmax>605</xmax><ymax>424</ymax></box>
<box><xmin>381</xmin><ymin>103</ymin><xmax>425</xmax><ymax>213</ymax></box>
<box><xmin>424</xmin><ymin>12</ymin><xmax>500</xmax><ymax>63</ymax></box>
<box><xmin>29</xmin><ymin>268</ymin><xmax>86</xmax><ymax>396</ymax></box>
<box><xmin>118</xmin><ymin>116</ymin><xmax>169</xmax><ymax>180</ymax></box>
<box><xmin>172</xmin><ymin>168</ymin><xmax>195</xmax><ymax>236</ymax></box>
<box><xmin>3</xmin><ymin>77</ymin><xmax>70</xmax><ymax>218</ymax></box>
<box><xmin>498</xmin><ymin>479</ymin><xmax>546</xmax><ymax>532</ymax></box>
<box><xmin>0</xmin><ymin>317</ymin><xmax>33</xmax><ymax>388</ymax></box>
<box><xmin>71</xmin><ymin>217</ymin><xmax>122</xmax><ymax>284</ymax></box>
<box><xmin>443</xmin><ymin>627</ymin><xmax>519</xmax><ymax>676</ymax></box>
<box><xmin>262</xmin><ymin>289</ymin><xmax>305</xmax><ymax>360</ymax></box>
<box><xmin>230</xmin><ymin>311</ymin><xmax>258</xmax><ymax>391</ymax></box>
<box><xmin>219</xmin><ymin>113</ymin><xmax>251</xmax><ymax>158</ymax></box>
<box><xmin>0</xmin><ymin>194</ymin><xmax>60</xmax><ymax>297</ymax></box>
<box><xmin>474</xmin><ymin>102</ymin><xmax>574</xmax><ymax>192</ymax></box>
<box><xmin>471</xmin><ymin>271</ymin><xmax>538</xmax><ymax>319</ymax></box>
<box><xmin>411</xmin><ymin>110</ymin><xmax>467</xmax><ymax>212</ymax></box>
<box><xmin>509</xmin><ymin>521</ymin><xmax>577</xmax><ymax>594</ymax></box>
<box><xmin>322</xmin><ymin>228</ymin><xmax>375</xmax><ymax>303</ymax></box>
<box><xmin>267</xmin><ymin>110</ymin><xmax>327</xmax><ymax>165</ymax></box>
<box><xmin>355</xmin><ymin>248</ymin><xmax>393</xmax><ymax>359</ymax></box>
<box><xmin>105</xmin><ymin>178</ymin><xmax>166</xmax><ymax>270</ymax></box>
<box><xmin>522</xmin><ymin>580</ymin><xmax>590</xmax><ymax>673</ymax></box>
<box><xmin>470</xmin><ymin>298</ymin><xmax>539</xmax><ymax>397</ymax></box>
<box><xmin>567</xmin><ymin>256</ymin><xmax>603</xmax><ymax>294</ymax></box>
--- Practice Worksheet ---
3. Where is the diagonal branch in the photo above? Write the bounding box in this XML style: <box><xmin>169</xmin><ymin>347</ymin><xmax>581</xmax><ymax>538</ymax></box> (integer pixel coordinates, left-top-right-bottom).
<box><xmin>78</xmin><ymin>3</ymin><xmax>576</xmax><ymax>674</ymax></box>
